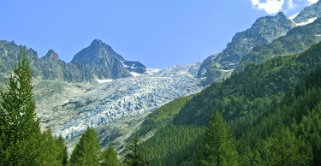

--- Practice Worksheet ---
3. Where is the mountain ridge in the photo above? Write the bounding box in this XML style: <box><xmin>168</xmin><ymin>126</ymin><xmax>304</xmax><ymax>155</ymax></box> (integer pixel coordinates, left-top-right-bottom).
<box><xmin>293</xmin><ymin>0</ymin><xmax>321</xmax><ymax>23</ymax></box>
<box><xmin>0</xmin><ymin>39</ymin><xmax>146</xmax><ymax>82</ymax></box>
<box><xmin>197</xmin><ymin>12</ymin><xmax>294</xmax><ymax>85</ymax></box>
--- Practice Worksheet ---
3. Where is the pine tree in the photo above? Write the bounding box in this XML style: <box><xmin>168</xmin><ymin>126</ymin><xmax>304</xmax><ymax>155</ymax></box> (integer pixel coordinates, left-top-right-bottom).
<box><xmin>0</xmin><ymin>49</ymin><xmax>43</xmax><ymax>165</ymax></box>
<box><xmin>125</xmin><ymin>136</ymin><xmax>149</xmax><ymax>166</ymax></box>
<box><xmin>69</xmin><ymin>128</ymin><xmax>101</xmax><ymax>166</ymax></box>
<box><xmin>101</xmin><ymin>145</ymin><xmax>120</xmax><ymax>166</ymax></box>
<box><xmin>198</xmin><ymin>112</ymin><xmax>239</xmax><ymax>166</ymax></box>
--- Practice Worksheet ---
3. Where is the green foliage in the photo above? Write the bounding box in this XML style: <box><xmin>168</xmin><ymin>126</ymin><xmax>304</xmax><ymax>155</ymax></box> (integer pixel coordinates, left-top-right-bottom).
<box><xmin>36</xmin><ymin>130</ymin><xmax>68</xmax><ymax>166</ymax></box>
<box><xmin>0</xmin><ymin>49</ymin><xmax>43</xmax><ymax>165</ymax></box>
<box><xmin>139</xmin><ymin>125</ymin><xmax>204</xmax><ymax>166</ymax></box>
<box><xmin>69</xmin><ymin>128</ymin><xmax>101</xmax><ymax>166</ymax></box>
<box><xmin>198</xmin><ymin>112</ymin><xmax>239</xmax><ymax>166</ymax></box>
<box><xmin>0</xmin><ymin>49</ymin><xmax>121</xmax><ymax>165</ymax></box>
<box><xmin>262</xmin><ymin>127</ymin><xmax>311</xmax><ymax>166</ymax></box>
<box><xmin>137</xmin><ymin>95</ymin><xmax>194</xmax><ymax>137</ymax></box>
<box><xmin>101</xmin><ymin>145</ymin><xmax>120</xmax><ymax>166</ymax></box>
<box><xmin>136</xmin><ymin>94</ymin><xmax>201</xmax><ymax>165</ymax></box>
<box><xmin>125</xmin><ymin>136</ymin><xmax>149</xmax><ymax>166</ymax></box>
<box><xmin>140</xmin><ymin>42</ymin><xmax>321</xmax><ymax>165</ymax></box>
<box><xmin>175</xmin><ymin>41</ymin><xmax>321</xmax><ymax>126</ymax></box>
<box><xmin>62</xmin><ymin>145</ymin><xmax>68</xmax><ymax>166</ymax></box>
<box><xmin>297</xmin><ymin>104</ymin><xmax>321</xmax><ymax>165</ymax></box>
<box><xmin>227</xmin><ymin>67</ymin><xmax>321</xmax><ymax>165</ymax></box>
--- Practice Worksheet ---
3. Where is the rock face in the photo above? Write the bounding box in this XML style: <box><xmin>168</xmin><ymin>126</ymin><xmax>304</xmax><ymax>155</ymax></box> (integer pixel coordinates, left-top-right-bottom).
<box><xmin>237</xmin><ymin>17</ymin><xmax>321</xmax><ymax>72</ymax></box>
<box><xmin>123</xmin><ymin>61</ymin><xmax>146</xmax><ymax>74</ymax></box>
<box><xmin>0</xmin><ymin>40</ymin><xmax>38</xmax><ymax>74</ymax></box>
<box><xmin>71</xmin><ymin>39</ymin><xmax>146</xmax><ymax>81</ymax></box>
<box><xmin>293</xmin><ymin>1</ymin><xmax>321</xmax><ymax>24</ymax></box>
<box><xmin>198</xmin><ymin>12</ymin><xmax>294</xmax><ymax>85</ymax></box>
<box><xmin>37</xmin><ymin>50</ymin><xmax>82</xmax><ymax>81</ymax></box>
<box><xmin>235</xmin><ymin>2</ymin><xmax>321</xmax><ymax>72</ymax></box>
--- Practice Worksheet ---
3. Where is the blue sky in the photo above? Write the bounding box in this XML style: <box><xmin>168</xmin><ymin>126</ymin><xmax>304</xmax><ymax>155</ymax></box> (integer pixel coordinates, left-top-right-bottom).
<box><xmin>0</xmin><ymin>0</ymin><xmax>317</xmax><ymax>68</ymax></box>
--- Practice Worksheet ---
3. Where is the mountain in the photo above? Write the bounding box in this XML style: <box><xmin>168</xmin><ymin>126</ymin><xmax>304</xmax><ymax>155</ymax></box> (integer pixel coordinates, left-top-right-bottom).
<box><xmin>198</xmin><ymin>12</ymin><xmax>294</xmax><ymax>84</ymax></box>
<box><xmin>293</xmin><ymin>0</ymin><xmax>321</xmax><ymax>24</ymax></box>
<box><xmin>71</xmin><ymin>39</ymin><xmax>146</xmax><ymax>81</ymax></box>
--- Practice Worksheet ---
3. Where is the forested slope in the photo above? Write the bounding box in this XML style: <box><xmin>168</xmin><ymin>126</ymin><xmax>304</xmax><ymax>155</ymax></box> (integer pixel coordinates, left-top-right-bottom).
<box><xmin>139</xmin><ymin>41</ymin><xmax>321</xmax><ymax>165</ymax></box>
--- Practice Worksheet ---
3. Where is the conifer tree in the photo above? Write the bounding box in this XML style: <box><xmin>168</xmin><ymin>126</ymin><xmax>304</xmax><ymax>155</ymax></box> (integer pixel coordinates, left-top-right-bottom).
<box><xmin>0</xmin><ymin>49</ymin><xmax>43</xmax><ymax>165</ymax></box>
<box><xmin>61</xmin><ymin>140</ymin><xmax>69</xmax><ymax>166</ymax></box>
<box><xmin>125</xmin><ymin>136</ymin><xmax>149</xmax><ymax>166</ymax></box>
<box><xmin>198</xmin><ymin>112</ymin><xmax>239</xmax><ymax>166</ymax></box>
<box><xmin>35</xmin><ymin>130</ymin><xmax>67</xmax><ymax>166</ymax></box>
<box><xmin>101</xmin><ymin>145</ymin><xmax>120</xmax><ymax>166</ymax></box>
<box><xmin>263</xmin><ymin>127</ymin><xmax>311</xmax><ymax>166</ymax></box>
<box><xmin>69</xmin><ymin>128</ymin><xmax>101</xmax><ymax>166</ymax></box>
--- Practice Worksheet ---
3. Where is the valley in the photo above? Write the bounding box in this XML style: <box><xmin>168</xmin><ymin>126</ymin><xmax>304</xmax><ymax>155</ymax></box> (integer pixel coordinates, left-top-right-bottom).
<box><xmin>2</xmin><ymin>1</ymin><xmax>321</xmax><ymax>165</ymax></box>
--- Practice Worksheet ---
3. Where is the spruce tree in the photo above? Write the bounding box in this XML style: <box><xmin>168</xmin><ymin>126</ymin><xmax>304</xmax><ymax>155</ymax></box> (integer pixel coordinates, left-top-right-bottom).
<box><xmin>0</xmin><ymin>49</ymin><xmax>43</xmax><ymax>165</ymax></box>
<box><xmin>101</xmin><ymin>145</ymin><xmax>120</xmax><ymax>166</ymax></box>
<box><xmin>198</xmin><ymin>112</ymin><xmax>239</xmax><ymax>166</ymax></box>
<box><xmin>69</xmin><ymin>128</ymin><xmax>101</xmax><ymax>166</ymax></box>
<box><xmin>125</xmin><ymin>136</ymin><xmax>149</xmax><ymax>166</ymax></box>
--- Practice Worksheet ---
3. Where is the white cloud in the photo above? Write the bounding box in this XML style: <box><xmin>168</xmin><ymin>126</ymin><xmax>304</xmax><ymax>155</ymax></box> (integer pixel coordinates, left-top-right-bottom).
<box><xmin>307</xmin><ymin>0</ymin><xmax>318</xmax><ymax>4</ymax></box>
<box><xmin>251</xmin><ymin>0</ymin><xmax>319</xmax><ymax>15</ymax></box>
<box><xmin>251</xmin><ymin>0</ymin><xmax>286</xmax><ymax>14</ymax></box>
<box><xmin>287</xmin><ymin>0</ymin><xmax>296</xmax><ymax>8</ymax></box>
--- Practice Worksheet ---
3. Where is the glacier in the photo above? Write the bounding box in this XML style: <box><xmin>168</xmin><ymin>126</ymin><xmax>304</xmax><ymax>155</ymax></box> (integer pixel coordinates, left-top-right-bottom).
<box><xmin>34</xmin><ymin>63</ymin><xmax>203</xmax><ymax>151</ymax></box>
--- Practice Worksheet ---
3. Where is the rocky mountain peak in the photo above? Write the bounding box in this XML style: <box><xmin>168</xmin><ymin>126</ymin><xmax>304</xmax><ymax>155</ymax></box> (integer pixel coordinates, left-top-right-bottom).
<box><xmin>70</xmin><ymin>39</ymin><xmax>146</xmax><ymax>80</ymax></box>
<box><xmin>219</xmin><ymin>12</ymin><xmax>293</xmax><ymax>63</ymax></box>
<box><xmin>43</xmin><ymin>49</ymin><xmax>59</xmax><ymax>60</ymax></box>
<box><xmin>249</xmin><ymin>12</ymin><xmax>293</xmax><ymax>42</ymax></box>
<box><xmin>254</xmin><ymin>12</ymin><xmax>288</xmax><ymax>25</ymax></box>
<box><xmin>90</xmin><ymin>39</ymin><xmax>113</xmax><ymax>52</ymax></box>
<box><xmin>91</xmin><ymin>39</ymin><xmax>104</xmax><ymax>46</ymax></box>
<box><xmin>293</xmin><ymin>1</ymin><xmax>321</xmax><ymax>23</ymax></box>
<box><xmin>71</xmin><ymin>39</ymin><xmax>125</xmax><ymax>64</ymax></box>
<box><xmin>197</xmin><ymin>12</ymin><xmax>294</xmax><ymax>85</ymax></box>
<box><xmin>276</xmin><ymin>12</ymin><xmax>294</xmax><ymax>24</ymax></box>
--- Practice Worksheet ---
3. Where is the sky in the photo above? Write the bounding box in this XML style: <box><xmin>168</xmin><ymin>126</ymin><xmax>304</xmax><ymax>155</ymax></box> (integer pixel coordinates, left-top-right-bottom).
<box><xmin>0</xmin><ymin>0</ymin><xmax>317</xmax><ymax>68</ymax></box>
